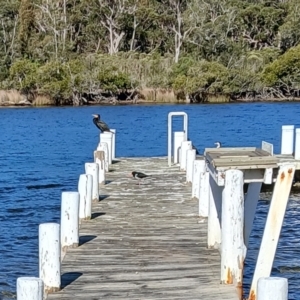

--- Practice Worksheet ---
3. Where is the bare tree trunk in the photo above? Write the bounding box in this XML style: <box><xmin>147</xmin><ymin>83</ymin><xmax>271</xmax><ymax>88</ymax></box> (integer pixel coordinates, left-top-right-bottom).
<box><xmin>130</xmin><ymin>15</ymin><xmax>138</xmax><ymax>51</ymax></box>
<box><xmin>63</xmin><ymin>0</ymin><xmax>67</xmax><ymax>52</ymax></box>
<box><xmin>174</xmin><ymin>1</ymin><xmax>182</xmax><ymax>63</ymax></box>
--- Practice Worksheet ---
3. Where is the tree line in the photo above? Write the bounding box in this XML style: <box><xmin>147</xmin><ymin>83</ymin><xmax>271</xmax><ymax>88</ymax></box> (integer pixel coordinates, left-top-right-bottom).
<box><xmin>1</xmin><ymin>0</ymin><xmax>300</xmax><ymax>105</ymax></box>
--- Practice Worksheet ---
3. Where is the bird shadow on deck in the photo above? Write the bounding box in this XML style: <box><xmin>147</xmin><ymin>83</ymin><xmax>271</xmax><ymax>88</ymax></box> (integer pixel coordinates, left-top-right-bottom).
<box><xmin>61</xmin><ymin>272</ymin><xmax>83</xmax><ymax>289</ymax></box>
<box><xmin>91</xmin><ymin>212</ymin><xmax>106</xmax><ymax>219</ymax></box>
<box><xmin>105</xmin><ymin>180</ymin><xmax>114</xmax><ymax>184</ymax></box>
<box><xmin>112</xmin><ymin>160</ymin><xmax>121</xmax><ymax>164</ymax></box>
<box><xmin>99</xmin><ymin>194</ymin><xmax>109</xmax><ymax>201</ymax></box>
<box><xmin>79</xmin><ymin>235</ymin><xmax>97</xmax><ymax>246</ymax></box>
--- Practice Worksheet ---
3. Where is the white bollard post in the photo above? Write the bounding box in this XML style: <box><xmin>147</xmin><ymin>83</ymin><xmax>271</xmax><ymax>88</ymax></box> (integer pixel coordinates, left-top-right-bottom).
<box><xmin>85</xmin><ymin>162</ymin><xmax>99</xmax><ymax>202</ymax></box>
<box><xmin>94</xmin><ymin>150</ymin><xmax>106</xmax><ymax>185</ymax></box>
<box><xmin>111</xmin><ymin>129</ymin><xmax>116</xmax><ymax>160</ymax></box>
<box><xmin>78</xmin><ymin>174</ymin><xmax>93</xmax><ymax>221</ymax></box>
<box><xmin>186</xmin><ymin>149</ymin><xmax>196</xmax><ymax>184</ymax></box>
<box><xmin>180</xmin><ymin>141</ymin><xmax>192</xmax><ymax>171</ymax></box>
<box><xmin>281</xmin><ymin>125</ymin><xmax>294</xmax><ymax>155</ymax></box>
<box><xmin>199</xmin><ymin>169</ymin><xmax>210</xmax><ymax>217</ymax></box>
<box><xmin>39</xmin><ymin>223</ymin><xmax>60</xmax><ymax>293</ymax></box>
<box><xmin>61</xmin><ymin>192</ymin><xmax>79</xmax><ymax>255</ymax></box>
<box><xmin>207</xmin><ymin>175</ymin><xmax>222</xmax><ymax>249</ymax></box>
<box><xmin>295</xmin><ymin>128</ymin><xmax>300</xmax><ymax>159</ymax></box>
<box><xmin>192</xmin><ymin>160</ymin><xmax>203</xmax><ymax>200</ymax></box>
<box><xmin>96</xmin><ymin>142</ymin><xmax>109</xmax><ymax>172</ymax></box>
<box><xmin>100</xmin><ymin>132</ymin><xmax>113</xmax><ymax>164</ymax></box>
<box><xmin>17</xmin><ymin>277</ymin><xmax>43</xmax><ymax>300</ymax></box>
<box><xmin>221</xmin><ymin>170</ymin><xmax>246</xmax><ymax>286</ymax></box>
<box><xmin>257</xmin><ymin>277</ymin><xmax>288</xmax><ymax>300</ymax></box>
<box><xmin>174</xmin><ymin>131</ymin><xmax>185</xmax><ymax>164</ymax></box>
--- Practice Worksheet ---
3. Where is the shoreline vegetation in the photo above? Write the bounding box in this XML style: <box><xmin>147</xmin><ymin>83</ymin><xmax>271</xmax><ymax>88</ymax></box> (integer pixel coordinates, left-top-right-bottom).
<box><xmin>1</xmin><ymin>88</ymin><xmax>300</xmax><ymax>107</ymax></box>
<box><xmin>0</xmin><ymin>1</ymin><xmax>300</xmax><ymax>107</ymax></box>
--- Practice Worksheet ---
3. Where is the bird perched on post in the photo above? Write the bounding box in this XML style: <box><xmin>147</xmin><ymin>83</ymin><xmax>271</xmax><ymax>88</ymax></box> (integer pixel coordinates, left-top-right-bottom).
<box><xmin>130</xmin><ymin>171</ymin><xmax>149</xmax><ymax>185</ymax></box>
<box><xmin>214</xmin><ymin>141</ymin><xmax>222</xmax><ymax>148</ymax></box>
<box><xmin>92</xmin><ymin>114</ymin><xmax>113</xmax><ymax>133</ymax></box>
<box><xmin>187</xmin><ymin>138</ymin><xmax>200</xmax><ymax>155</ymax></box>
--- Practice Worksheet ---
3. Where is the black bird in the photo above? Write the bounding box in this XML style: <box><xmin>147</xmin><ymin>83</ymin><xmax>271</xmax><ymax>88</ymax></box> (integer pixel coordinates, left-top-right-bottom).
<box><xmin>92</xmin><ymin>114</ymin><xmax>111</xmax><ymax>133</ymax></box>
<box><xmin>192</xmin><ymin>144</ymin><xmax>199</xmax><ymax>155</ymax></box>
<box><xmin>130</xmin><ymin>171</ymin><xmax>149</xmax><ymax>185</ymax></box>
<box><xmin>187</xmin><ymin>138</ymin><xmax>199</xmax><ymax>155</ymax></box>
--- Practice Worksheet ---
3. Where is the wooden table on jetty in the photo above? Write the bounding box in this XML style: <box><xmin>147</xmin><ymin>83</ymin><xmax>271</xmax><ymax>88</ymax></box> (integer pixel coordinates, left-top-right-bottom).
<box><xmin>48</xmin><ymin>157</ymin><xmax>238</xmax><ymax>300</ymax></box>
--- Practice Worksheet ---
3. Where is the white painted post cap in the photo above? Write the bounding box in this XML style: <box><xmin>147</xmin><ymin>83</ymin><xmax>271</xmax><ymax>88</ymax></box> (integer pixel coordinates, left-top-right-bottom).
<box><xmin>257</xmin><ymin>277</ymin><xmax>288</xmax><ymax>300</ymax></box>
<box><xmin>17</xmin><ymin>277</ymin><xmax>43</xmax><ymax>300</ymax></box>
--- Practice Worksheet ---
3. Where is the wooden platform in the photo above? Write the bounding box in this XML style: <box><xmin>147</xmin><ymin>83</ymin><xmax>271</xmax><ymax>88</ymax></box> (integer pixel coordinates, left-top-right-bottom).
<box><xmin>48</xmin><ymin>157</ymin><xmax>238</xmax><ymax>300</ymax></box>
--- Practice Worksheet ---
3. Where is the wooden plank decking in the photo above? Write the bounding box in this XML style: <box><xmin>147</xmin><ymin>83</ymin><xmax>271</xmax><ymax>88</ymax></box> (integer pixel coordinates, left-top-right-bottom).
<box><xmin>48</xmin><ymin>157</ymin><xmax>238</xmax><ymax>300</ymax></box>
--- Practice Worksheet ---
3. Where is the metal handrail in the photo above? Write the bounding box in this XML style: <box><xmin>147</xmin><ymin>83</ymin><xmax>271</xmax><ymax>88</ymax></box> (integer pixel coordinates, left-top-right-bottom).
<box><xmin>168</xmin><ymin>112</ymin><xmax>188</xmax><ymax>166</ymax></box>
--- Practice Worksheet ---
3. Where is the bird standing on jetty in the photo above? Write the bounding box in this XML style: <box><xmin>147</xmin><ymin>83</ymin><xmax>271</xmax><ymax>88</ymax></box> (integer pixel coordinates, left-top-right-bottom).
<box><xmin>130</xmin><ymin>171</ymin><xmax>149</xmax><ymax>185</ymax></box>
<box><xmin>215</xmin><ymin>141</ymin><xmax>222</xmax><ymax>148</ymax></box>
<box><xmin>92</xmin><ymin>114</ymin><xmax>112</xmax><ymax>133</ymax></box>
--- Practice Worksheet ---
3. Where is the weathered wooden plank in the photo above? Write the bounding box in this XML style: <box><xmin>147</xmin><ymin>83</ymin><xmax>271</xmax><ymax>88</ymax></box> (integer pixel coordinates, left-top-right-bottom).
<box><xmin>47</xmin><ymin>158</ymin><xmax>238</xmax><ymax>300</ymax></box>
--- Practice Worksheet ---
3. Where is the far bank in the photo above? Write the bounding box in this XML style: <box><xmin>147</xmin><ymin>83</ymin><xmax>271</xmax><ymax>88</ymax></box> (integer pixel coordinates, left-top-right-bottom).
<box><xmin>1</xmin><ymin>89</ymin><xmax>300</xmax><ymax>107</ymax></box>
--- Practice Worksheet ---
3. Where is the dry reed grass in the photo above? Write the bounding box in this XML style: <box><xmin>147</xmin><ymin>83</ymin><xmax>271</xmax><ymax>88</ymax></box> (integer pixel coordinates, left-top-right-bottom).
<box><xmin>140</xmin><ymin>88</ymin><xmax>183</xmax><ymax>103</ymax></box>
<box><xmin>32</xmin><ymin>95</ymin><xmax>55</xmax><ymax>106</ymax></box>
<box><xmin>206</xmin><ymin>94</ymin><xmax>230</xmax><ymax>103</ymax></box>
<box><xmin>0</xmin><ymin>90</ymin><xmax>29</xmax><ymax>105</ymax></box>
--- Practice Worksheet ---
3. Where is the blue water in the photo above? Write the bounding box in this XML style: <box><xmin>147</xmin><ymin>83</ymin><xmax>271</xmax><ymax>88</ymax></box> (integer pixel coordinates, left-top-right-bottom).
<box><xmin>1</xmin><ymin>103</ymin><xmax>300</xmax><ymax>299</ymax></box>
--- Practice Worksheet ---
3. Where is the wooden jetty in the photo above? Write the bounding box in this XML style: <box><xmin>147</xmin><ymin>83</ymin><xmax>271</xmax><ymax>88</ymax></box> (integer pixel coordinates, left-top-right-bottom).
<box><xmin>47</xmin><ymin>157</ymin><xmax>239</xmax><ymax>300</ymax></box>
<box><xmin>17</xmin><ymin>116</ymin><xmax>294</xmax><ymax>300</ymax></box>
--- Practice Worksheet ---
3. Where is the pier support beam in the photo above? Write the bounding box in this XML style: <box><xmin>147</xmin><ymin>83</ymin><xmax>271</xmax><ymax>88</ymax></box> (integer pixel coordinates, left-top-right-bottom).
<box><xmin>192</xmin><ymin>160</ymin><xmax>203</xmax><ymax>200</ymax></box>
<box><xmin>186</xmin><ymin>149</ymin><xmax>196</xmax><ymax>184</ymax></box>
<box><xmin>257</xmin><ymin>277</ymin><xmax>288</xmax><ymax>300</ymax></box>
<box><xmin>78</xmin><ymin>174</ymin><xmax>93</xmax><ymax>221</ymax></box>
<box><xmin>100</xmin><ymin>132</ymin><xmax>113</xmax><ymax>165</ymax></box>
<box><xmin>174</xmin><ymin>131</ymin><xmax>185</xmax><ymax>164</ymax></box>
<box><xmin>94</xmin><ymin>150</ymin><xmax>106</xmax><ymax>185</ymax></box>
<box><xmin>85</xmin><ymin>162</ymin><xmax>99</xmax><ymax>202</ymax></box>
<box><xmin>17</xmin><ymin>277</ymin><xmax>43</xmax><ymax>300</ymax></box>
<box><xmin>281</xmin><ymin>125</ymin><xmax>294</xmax><ymax>155</ymax></box>
<box><xmin>61</xmin><ymin>192</ymin><xmax>79</xmax><ymax>256</ymax></box>
<box><xmin>199</xmin><ymin>167</ymin><xmax>210</xmax><ymax>217</ymax></box>
<box><xmin>39</xmin><ymin>223</ymin><xmax>60</xmax><ymax>294</ymax></box>
<box><xmin>244</xmin><ymin>182</ymin><xmax>262</xmax><ymax>247</ymax></box>
<box><xmin>207</xmin><ymin>174</ymin><xmax>222</xmax><ymax>249</ymax></box>
<box><xmin>221</xmin><ymin>170</ymin><xmax>246</xmax><ymax>290</ymax></box>
<box><xmin>180</xmin><ymin>141</ymin><xmax>192</xmax><ymax>171</ymax></box>
<box><xmin>249</xmin><ymin>164</ymin><xmax>295</xmax><ymax>299</ymax></box>
<box><xmin>96</xmin><ymin>143</ymin><xmax>109</xmax><ymax>172</ymax></box>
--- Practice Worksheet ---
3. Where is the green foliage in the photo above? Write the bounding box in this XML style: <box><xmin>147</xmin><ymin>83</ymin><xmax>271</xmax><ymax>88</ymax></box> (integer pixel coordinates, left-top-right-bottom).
<box><xmin>9</xmin><ymin>59</ymin><xmax>39</xmax><ymax>91</ymax></box>
<box><xmin>98</xmin><ymin>68</ymin><xmax>131</xmax><ymax>93</ymax></box>
<box><xmin>262</xmin><ymin>44</ymin><xmax>300</xmax><ymax>88</ymax></box>
<box><xmin>171</xmin><ymin>58</ymin><xmax>230</xmax><ymax>94</ymax></box>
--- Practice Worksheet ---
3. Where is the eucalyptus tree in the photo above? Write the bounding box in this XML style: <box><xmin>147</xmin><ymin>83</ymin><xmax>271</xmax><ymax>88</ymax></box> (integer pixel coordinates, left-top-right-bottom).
<box><xmin>183</xmin><ymin>0</ymin><xmax>239</xmax><ymax>63</ymax></box>
<box><xmin>278</xmin><ymin>0</ymin><xmax>300</xmax><ymax>50</ymax></box>
<box><xmin>0</xmin><ymin>0</ymin><xmax>20</xmax><ymax>80</ymax></box>
<box><xmin>230</xmin><ymin>0</ymin><xmax>287</xmax><ymax>50</ymax></box>
<box><xmin>33</xmin><ymin>0</ymin><xmax>70</xmax><ymax>60</ymax></box>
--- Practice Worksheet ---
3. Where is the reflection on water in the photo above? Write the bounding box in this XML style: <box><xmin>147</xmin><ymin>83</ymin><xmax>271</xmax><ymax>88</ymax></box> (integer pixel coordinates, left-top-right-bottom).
<box><xmin>1</xmin><ymin>103</ymin><xmax>300</xmax><ymax>299</ymax></box>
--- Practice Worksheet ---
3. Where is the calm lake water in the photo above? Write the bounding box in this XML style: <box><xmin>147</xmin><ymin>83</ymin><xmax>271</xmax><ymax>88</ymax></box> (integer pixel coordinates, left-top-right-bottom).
<box><xmin>1</xmin><ymin>103</ymin><xmax>300</xmax><ymax>299</ymax></box>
